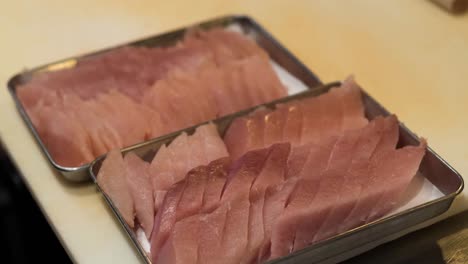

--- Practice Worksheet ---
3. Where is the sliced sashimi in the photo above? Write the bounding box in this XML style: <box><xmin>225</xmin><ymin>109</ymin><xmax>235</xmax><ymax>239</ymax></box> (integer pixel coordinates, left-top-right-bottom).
<box><xmin>34</xmin><ymin>104</ymin><xmax>94</xmax><ymax>166</ymax></box>
<box><xmin>314</xmin><ymin>117</ymin><xmax>385</xmax><ymax>242</ymax></box>
<box><xmin>97</xmin><ymin>149</ymin><xmax>134</xmax><ymax>228</ymax></box>
<box><xmin>202</xmin><ymin>158</ymin><xmax>230</xmax><ymax>213</ymax></box>
<box><xmin>242</xmin><ymin>143</ymin><xmax>291</xmax><ymax>263</ymax></box>
<box><xmin>338</xmin><ymin>76</ymin><xmax>368</xmax><ymax>131</ymax></box>
<box><xmin>197</xmin><ymin>205</ymin><xmax>229</xmax><ymax>264</ymax></box>
<box><xmin>151</xmin><ymin>181</ymin><xmax>186</xmax><ymax>261</ymax></box>
<box><xmin>175</xmin><ymin>166</ymin><xmax>209</xmax><ymax>221</ymax></box>
<box><xmin>156</xmin><ymin>214</ymin><xmax>199</xmax><ymax>264</ymax></box>
<box><xmin>293</xmin><ymin>129</ymin><xmax>361</xmax><ymax>250</ymax></box>
<box><xmin>259</xmin><ymin>177</ymin><xmax>299</xmax><ymax>262</ymax></box>
<box><xmin>263</xmin><ymin>106</ymin><xmax>289</xmax><ymax>148</ymax></box>
<box><xmin>339</xmin><ymin>116</ymin><xmax>400</xmax><ymax>232</ymax></box>
<box><xmin>124</xmin><ymin>152</ymin><xmax>154</xmax><ymax>238</ymax></box>
<box><xmin>278</xmin><ymin>103</ymin><xmax>303</xmax><ymax>146</ymax></box>
<box><xmin>366</xmin><ymin>139</ymin><xmax>427</xmax><ymax>221</ymax></box>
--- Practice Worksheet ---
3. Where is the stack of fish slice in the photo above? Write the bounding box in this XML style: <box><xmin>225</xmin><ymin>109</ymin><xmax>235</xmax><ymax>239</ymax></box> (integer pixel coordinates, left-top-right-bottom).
<box><xmin>97</xmin><ymin>78</ymin><xmax>427</xmax><ymax>264</ymax></box>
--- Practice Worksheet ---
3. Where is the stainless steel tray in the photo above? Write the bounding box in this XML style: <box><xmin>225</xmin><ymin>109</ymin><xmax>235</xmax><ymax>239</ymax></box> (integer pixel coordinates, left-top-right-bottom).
<box><xmin>89</xmin><ymin>82</ymin><xmax>464</xmax><ymax>264</ymax></box>
<box><xmin>7</xmin><ymin>14</ymin><xmax>322</xmax><ymax>182</ymax></box>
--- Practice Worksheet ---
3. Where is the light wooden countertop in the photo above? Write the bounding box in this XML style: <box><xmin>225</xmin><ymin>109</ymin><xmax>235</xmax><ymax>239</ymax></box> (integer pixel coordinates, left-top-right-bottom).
<box><xmin>0</xmin><ymin>0</ymin><xmax>467</xmax><ymax>263</ymax></box>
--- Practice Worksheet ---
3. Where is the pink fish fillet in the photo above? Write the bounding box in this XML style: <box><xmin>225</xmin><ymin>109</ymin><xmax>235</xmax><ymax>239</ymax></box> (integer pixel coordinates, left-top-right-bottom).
<box><xmin>124</xmin><ymin>152</ymin><xmax>154</xmax><ymax>238</ymax></box>
<box><xmin>151</xmin><ymin>180</ymin><xmax>186</xmax><ymax>261</ymax></box>
<box><xmin>156</xmin><ymin>214</ymin><xmax>200</xmax><ymax>264</ymax></box>
<box><xmin>366</xmin><ymin>139</ymin><xmax>427</xmax><ymax>221</ymax></box>
<box><xmin>242</xmin><ymin>143</ymin><xmax>291</xmax><ymax>263</ymax></box>
<box><xmin>278</xmin><ymin>103</ymin><xmax>303</xmax><ymax>146</ymax></box>
<box><xmin>313</xmin><ymin>116</ymin><xmax>385</xmax><ymax>242</ymax></box>
<box><xmin>97</xmin><ymin>149</ymin><xmax>135</xmax><ymax>228</ymax></box>
<box><xmin>201</xmin><ymin>158</ymin><xmax>230</xmax><ymax>213</ymax></box>
<box><xmin>338</xmin><ymin>76</ymin><xmax>368</xmax><ymax>131</ymax></box>
<box><xmin>292</xmin><ymin>128</ymin><xmax>361</xmax><ymax>252</ymax></box>
<box><xmin>338</xmin><ymin>115</ymin><xmax>399</xmax><ymax>233</ymax></box>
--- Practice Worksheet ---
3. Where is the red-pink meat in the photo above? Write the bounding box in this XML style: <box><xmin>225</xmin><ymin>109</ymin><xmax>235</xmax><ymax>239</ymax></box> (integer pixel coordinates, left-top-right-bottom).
<box><xmin>366</xmin><ymin>139</ymin><xmax>427</xmax><ymax>221</ymax></box>
<box><xmin>314</xmin><ymin>117</ymin><xmax>385</xmax><ymax>242</ymax></box>
<box><xmin>97</xmin><ymin>149</ymin><xmax>135</xmax><ymax>228</ymax></box>
<box><xmin>339</xmin><ymin>115</ymin><xmax>399</xmax><ymax>232</ymax></box>
<box><xmin>202</xmin><ymin>158</ymin><xmax>230</xmax><ymax>213</ymax></box>
<box><xmin>278</xmin><ymin>103</ymin><xmax>303</xmax><ymax>146</ymax></box>
<box><xmin>124</xmin><ymin>152</ymin><xmax>154</xmax><ymax>238</ymax></box>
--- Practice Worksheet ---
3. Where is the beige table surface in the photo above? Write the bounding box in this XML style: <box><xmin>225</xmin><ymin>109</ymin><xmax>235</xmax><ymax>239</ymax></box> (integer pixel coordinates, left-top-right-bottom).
<box><xmin>0</xmin><ymin>0</ymin><xmax>467</xmax><ymax>263</ymax></box>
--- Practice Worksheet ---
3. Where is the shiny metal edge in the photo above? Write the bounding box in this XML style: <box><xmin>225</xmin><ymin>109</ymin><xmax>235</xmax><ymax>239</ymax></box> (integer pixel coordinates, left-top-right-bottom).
<box><xmin>7</xmin><ymin>14</ymin><xmax>322</xmax><ymax>182</ymax></box>
<box><xmin>89</xmin><ymin>82</ymin><xmax>464</xmax><ymax>264</ymax></box>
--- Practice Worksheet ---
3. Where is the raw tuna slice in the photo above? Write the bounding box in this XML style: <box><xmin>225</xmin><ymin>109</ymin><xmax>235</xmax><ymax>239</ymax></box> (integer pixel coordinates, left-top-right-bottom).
<box><xmin>269</xmin><ymin>178</ymin><xmax>319</xmax><ymax>259</ymax></box>
<box><xmin>286</xmin><ymin>143</ymin><xmax>312</xmax><ymax>179</ymax></box>
<box><xmin>95</xmin><ymin>90</ymin><xmax>150</xmax><ymax>147</ymax></box>
<box><xmin>242</xmin><ymin>143</ymin><xmax>291</xmax><ymax>263</ymax></box>
<box><xmin>339</xmin><ymin>116</ymin><xmax>399</xmax><ymax>232</ymax></box>
<box><xmin>124</xmin><ymin>153</ymin><xmax>154</xmax><ymax>238</ymax></box>
<box><xmin>259</xmin><ymin>178</ymin><xmax>299</xmax><ymax>262</ymax></box>
<box><xmin>197</xmin><ymin>205</ymin><xmax>229</xmax><ymax>264</ymax></box>
<box><xmin>296</xmin><ymin>136</ymin><xmax>338</xmax><ymax>181</ymax></box>
<box><xmin>149</xmin><ymin>145</ymin><xmax>174</xmax><ymax>192</ymax></box>
<box><xmin>186</xmin><ymin>28</ymin><xmax>269</xmax><ymax>66</ymax></box>
<box><xmin>34</xmin><ymin>104</ymin><xmax>94</xmax><ymax>166</ymax></box>
<box><xmin>337</xmin><ymin>76</ymin><xmax>368</xmax><ymax>131</ymax></box>
<box><xmin>299</xmin><ymin>96</ymin><xmax>324</xmax><ymax>145</ymax></box>
<box><xmin>224</xmin><ymin>108</ymin><xmax>270</xmax><ymax>161</ymax></box>
<box><xmin>156</xmin><ymin>214</ymin><xmax>200</xmax><ymax>264</ymax></box>
<box><xmin>97</xmin><ymin>149</ymin><xmax>134</xmax><ymax>228</ymax></box>
<box><xmin>313</xmin><ymin>117</ymin><xmax>385</xmax><ymax>242</ymax></box>
<box><xmin>202</xmin><ymin>158</ymin><xmax>230</xmax><ymax>213</ymax></box>
<box><xmin>263</xmin><ymin>106</ymin><xmax>289</xmax><ymax>148</ymax></box>
<box><xmin>220</xmin><ymin>196</ymin><xmax>251</xmax><ymax>264</ymax></box>
<box><xmin>292</xmin><ymin>129</ymin><xmax>362</xmax><ymax>251</ymax></box>
<box><xmin>175</xmin><ymin>166</ymin><xmax>209</xmax><ymax>221</ymax></box>
<box><xmin>62</xmin><ymin>94</ymin><xmax>122</xmax><ymax>157</ymax></box>
<box><xmin>151</xmin><ymin>181</ymin><xmax>186</xmax><ymax>261</ymax></box>
<box><xmin>200</xmin><ymin>123</ymin><xmax>229</xmax><ymax>164</ymax></box>
<box><xmin>366</xmin><ymin>139</ymin><xmax>427</xmax><ymax>221</ymax></box>
<box><xmin>277</xmin><ymin>103</ymin><xmax>302</xmax><ymax>146</ymax></box>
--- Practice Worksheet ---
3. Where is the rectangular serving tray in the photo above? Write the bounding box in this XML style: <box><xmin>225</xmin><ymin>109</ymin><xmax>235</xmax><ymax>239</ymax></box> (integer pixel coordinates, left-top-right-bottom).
<box><xmin>7</xmin><ymin>14</ymin><xmax>322</xmax><ymax>182</ymax></box>
<box><xmin>89</xmin><ymin>82</ymin><xmax>464</xmax><ymax>264</ymax></box>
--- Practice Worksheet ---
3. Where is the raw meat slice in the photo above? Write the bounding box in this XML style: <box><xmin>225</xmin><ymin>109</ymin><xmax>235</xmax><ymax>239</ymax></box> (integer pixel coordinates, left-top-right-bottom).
<box><xmin>202</xmin><ymin>158</ymin><xmax>230</xmax><ymax>213</ymax></box>
<box><xmin>149</xmin><ymin>144</ymin><xmax>175</xmax><ymax>192</ymax></box>
<box><xmin>313</xmin><ymin>117</ymin><xmax>385</xmax><ymax>242</ymax></box>
<box><xmin>220</xmin><ymin>197</ymin><xmax>250</xmax><ymax>264</ymax></box>
<box><xmin>366</xmin><ymin>139</ymin><xmax>427</xmax><ymax>221</ymax></box>
<box><xmin>242</xmin><ymin>143</ymin><xmax>291</xmax><ymax>263</ymax></box>
<box><xmin>156</xmin><ymin>214</ymin><xmax>199</xmax><ymax>264</ymax></box>
<box><xmin>95</xmin><ymin>90</ymin><xmax>150</xmax><ymax>146</ymax></box>
<box><xmin>151</xmin><ymin>180</ymin><xmax>186</xmax><ymax>261</ymax></box>
<box><xmin>124</xmin><ymin>152</ymin><xmax>154</xmax><ymax>238</ymax></box>
<box><xmin>338</xmin><ymin>116</ymin><xmax>399</xmax><ymax>232</ymax></box>
<box><xmin>269</xmin><ymin>178</ymin><xmax>319</xmax><ymax>259</ymax></box>
<box><xmin>259</xmin><ymin>178</ymin><xmax>299</xmax><ymax>262</ymax></box>
<box><xmin>277</xmin><ymin>103</ymin><xmax>302</xmax><ymax>146</ymax></box>
<box><xmin>97</xmin><ymin>149</ymin><xmax>134</xmax><ymax>228</ymax></box>
<box><xmin>176</xmin><ymin>166</ymin><xmax>209</xmax><ymax>221</ymax></box>
<box><xmin>296</xmin><ymin>136</ymin><xmax>338</xmax><ymax>181</ymax></box>
<box><xmin>224</xmin><ymin>108</ymin><xmax>271</xmax><ymax>161</ymax></box>
<box><xmin>338</xmin><ymin>76</ymin><xmax>368</xmax><ymax>131</ymax></box>
<box><xmin>263</xmin><ymin>106</ymin><xmax>289</xmax><ymax>148</ymax></box>
<box><xmin>200</xmin><ymin>123</ymin><xmax>229</xmax><ymax>164</ymax></box>
<box><xmin>34</xmin><ymin>104</ymin><xmax>94</xmax><ymax>166</ymax></box>
<box><xmin>286</xmin><ymin>143</ymin><xmax>312</xmax><ymax>179</ymax></box>
<box><xmin>197</xmin><ymin>205</ymin><xmax>229</xmax><ymax>264</ymax></box>
<box><xmin>299</xmin><ymin>96</ymin><xmax>323</xmax><ymax>145</ymax></box>
<box><xmin>292</xmin><ymin>128</ymin><xmax>362</xmax><ymax>251</ymax></box>
<box><xmin>222</xmin><ymin>148</ymin><xmax>270</xmax><ymax>202</ymax></box>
